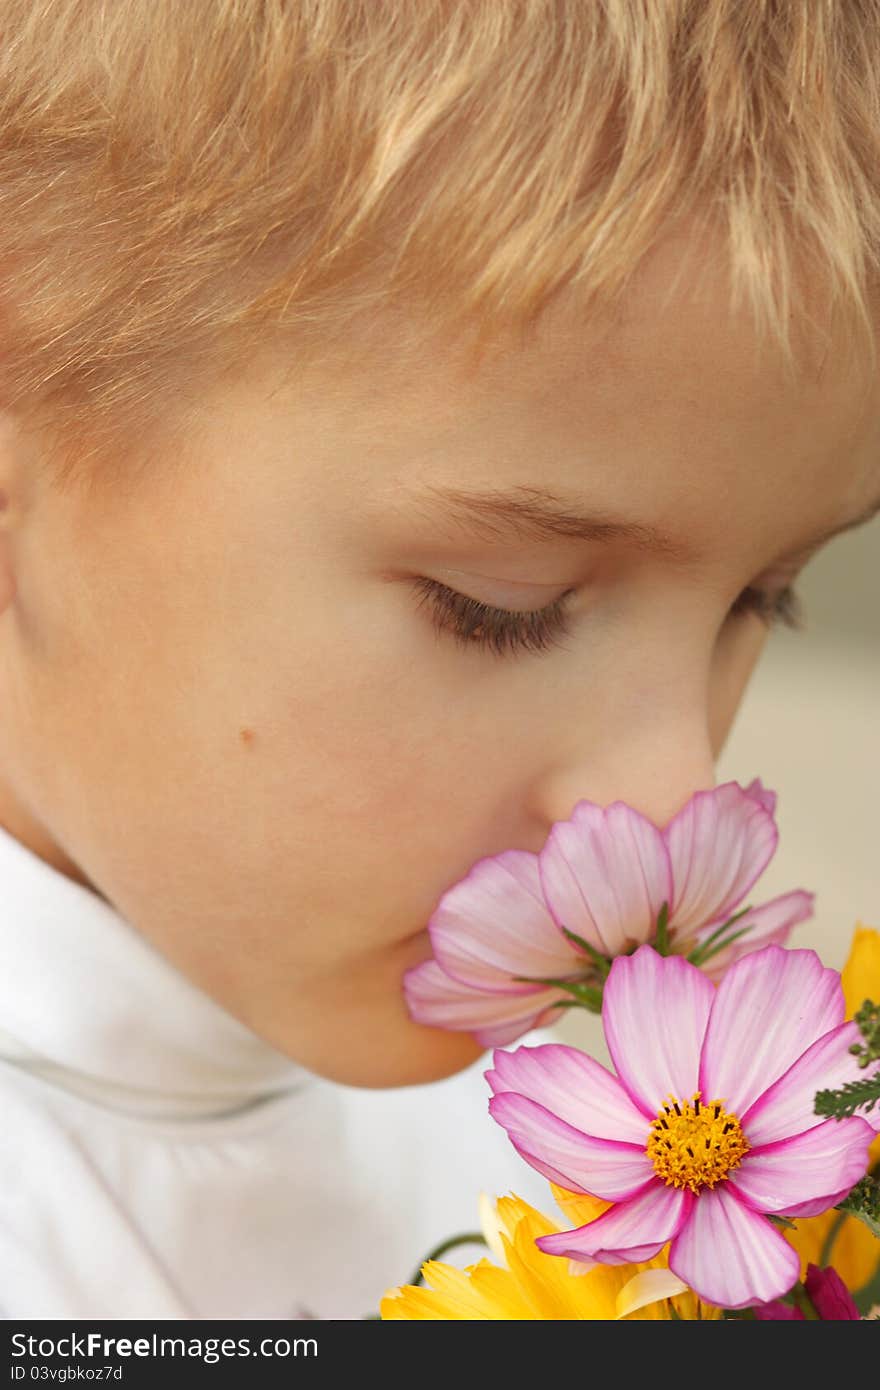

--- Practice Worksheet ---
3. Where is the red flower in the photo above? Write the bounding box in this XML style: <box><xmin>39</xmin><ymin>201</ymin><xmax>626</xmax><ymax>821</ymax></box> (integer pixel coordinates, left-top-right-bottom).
<box><xmin>753</xmin><ymin>1264</ymin><xmax>861</xmax><ymax>1319</ymax></box>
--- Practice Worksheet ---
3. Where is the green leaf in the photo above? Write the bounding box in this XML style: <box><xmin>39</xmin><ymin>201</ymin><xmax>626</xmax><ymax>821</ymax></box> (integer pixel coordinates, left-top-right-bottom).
<box><xmin>815</xmin><ymin>1072</ymin><xmax>880</xmax><ymax>1120</ymax></box>
<box><xmin>851</xmin><ymin>999</ymin><xmax>880</xmax><ymax>1067</ymax></box>
<box><xmin>834</xmin><ymin>1175</ymin><xmax>880</xmax><ymax>1241</ymax></box>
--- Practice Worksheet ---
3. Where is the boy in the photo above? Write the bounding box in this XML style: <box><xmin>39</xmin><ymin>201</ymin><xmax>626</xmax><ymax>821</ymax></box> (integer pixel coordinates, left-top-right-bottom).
<box><xmin>0</xmin><ymin>0</ymin><xmax>877</xmax><ymax>1318</ymax></box>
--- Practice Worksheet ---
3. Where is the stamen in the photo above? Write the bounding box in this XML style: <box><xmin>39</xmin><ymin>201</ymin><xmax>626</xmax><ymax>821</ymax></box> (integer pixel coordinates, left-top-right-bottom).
<box><xmin>646</xmin><ymin>1092</ymin><xmax>749</xmax><ymax>1196</ymax></box>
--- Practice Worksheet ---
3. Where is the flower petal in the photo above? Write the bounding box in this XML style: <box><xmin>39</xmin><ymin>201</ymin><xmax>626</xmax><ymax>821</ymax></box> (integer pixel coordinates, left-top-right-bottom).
<box><xmin>756</xmin><ymin>1187</ymin><xmax>862</xmax><ymax>1221</ymax></box>
<box><xmin>536</xmin><ymin>1183</ymin><xmax>691</xmax><ymax>1264</ymax></box>
<box><xmin>663</xmin><ymin>781</ymin><xmax>778</xmax><ymax>935</ymax></box>
<box><xmin>485</xmin><ymin>1043</ymin><xmax>648</xmax><ymax>1144</ymax></box>
<box><xmin>699</xmin><ymin>946</ymin><xmax>845</xmax><ymax>1118</ymax></box>
<box><xmin>428</xmin><ymin>848</ymin><xmax>585</xmax><ymax>991</ymax></box>
<box><xmin>478</xmin><ymin>1193</ymin><xmax>508</xmax><ymax>1262</ymax></box>
<box><xmin>669</xmin><ymin>1185</ymin><xmax>800</xmax><ymax>1308</ymax></box>
<box><xmin>538</xmin><ymin>801</ymin><xmax>672</xmax><ymax>957</ymax></box>
<box><xmin>741</xmin><ymin>778</ymin><xmax>777</xmax><ymax>818</ymax></box>
<box><xmin>752</xmin><ymin>1299</ymin><xmax>805</xmax><ymax>1320</ymax></box>
<box><xmin>603</xmin><ymin>946</ymin><xmax>714</xmax><ymax>1116</ymax></box>
<box><xmin>403</xmin><ymin>959</ymin><xmax>564</xmax><ymax>1046</ymax></box>
<box><xmin>803</xmin><ymin>1264</ymin><xmax>861</xmax><ymax>1319</ymax></box>
<box><xmin>730</xmin><ymin>1118</ymin><xmax>873</xmax><ymax>1215</ymax></box>
<box><xmin>550</xmin><ymin>1184</ymin><xmax>612</xmax><ymax>1228</ymax></box>
<box><xmin>841</xmin><ymin>924</ymin><xmax>880</xmax><ymax>1018</ymax></box>
<box><xmin>694</xmin><ymin>890</ymin><xmax>814</xmax><ymax>982</ymax></box>
<box><xmin>615</xmin><ymin>1268</ymin><xmax>691</xmax><ymax>1319</ymax></box>
<box><xmin>380</xmin><ymin>1257</ymin><xmax>530</xmax><ymax>1319</ymax></box>
<box><xmin>741</xmin><ymin>1019</ymin><xmax>880</xmax><ymax>1143</ymax></box>
<box><xmin>488</xmin><ymin>1092</ymin><xmax>654</xmax><ymax>1201</ymax></box>
<box><xmin>504</xmin><ymin>1200</ymin><xmax>644</xmax><ymax>1318</ymax></box>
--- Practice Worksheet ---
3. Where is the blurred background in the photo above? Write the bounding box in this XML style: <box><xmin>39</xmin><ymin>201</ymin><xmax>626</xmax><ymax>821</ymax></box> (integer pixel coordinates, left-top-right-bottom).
<box><xmin>559</xmin><ymin>515</ymin><xmax>879</xmax><ymax>1055</ymax></box>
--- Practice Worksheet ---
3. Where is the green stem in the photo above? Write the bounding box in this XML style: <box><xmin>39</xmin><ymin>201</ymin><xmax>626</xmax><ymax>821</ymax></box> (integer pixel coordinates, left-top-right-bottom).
<box><xmin>818</xmin><ymin>1209</ymin><xmax>849</xmax><ymax>1269</ymax></box>
<box><xmin>790</xmin><ymin>1283</ymin><xmax>820</xmax><ymax>1320</ymax></box>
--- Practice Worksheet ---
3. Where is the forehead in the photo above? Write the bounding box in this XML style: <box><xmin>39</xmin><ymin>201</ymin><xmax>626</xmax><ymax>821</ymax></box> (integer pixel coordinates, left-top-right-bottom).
<box><xmin>265</xmin><ymin>222</ymin><xmax>879</xmax><ymax>557</ymax></box>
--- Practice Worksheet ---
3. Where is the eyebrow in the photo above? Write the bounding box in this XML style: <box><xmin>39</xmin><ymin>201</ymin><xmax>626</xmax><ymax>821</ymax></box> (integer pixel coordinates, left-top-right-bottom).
<box><xmin>415</xmin><ymin>484</ymin><xmax>880</xmax><ymax>560</ymax></box>
<box><xmin>416</xmin><ymin>484</ymin><xmax>691</xmax><ymax>559</ymax></box>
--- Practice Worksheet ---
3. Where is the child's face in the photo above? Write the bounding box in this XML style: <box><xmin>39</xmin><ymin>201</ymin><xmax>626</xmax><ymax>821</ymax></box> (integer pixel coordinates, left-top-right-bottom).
<box><xmin>1</xmin><ymin>227</ymin><xmax>878</xmax><ymax>1087</ymax></box>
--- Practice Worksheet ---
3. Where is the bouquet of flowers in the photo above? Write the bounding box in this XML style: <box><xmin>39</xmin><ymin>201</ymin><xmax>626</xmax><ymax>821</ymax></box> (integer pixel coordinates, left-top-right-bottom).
<box><xmin>382</xmin><ymin>781</ymin><xmax>880</xmax><ymax>1320</ymax></box>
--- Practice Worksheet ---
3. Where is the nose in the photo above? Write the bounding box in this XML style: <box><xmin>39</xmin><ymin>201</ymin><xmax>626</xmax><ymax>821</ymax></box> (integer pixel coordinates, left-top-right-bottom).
<box><xmin>530</xmin><ymin>716</ymin><xmax>718</xmax><ymax>833</ymax></box>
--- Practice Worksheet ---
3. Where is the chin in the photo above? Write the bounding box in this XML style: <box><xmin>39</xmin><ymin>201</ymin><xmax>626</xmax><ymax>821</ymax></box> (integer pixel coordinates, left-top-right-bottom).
<box><xmin>306</xmin><ymin>1019</ymin><xmax>487</xmax><ymax>1090</ymax></box>
<box><xmin>261</xmin><ymin>941</ymin><xmax>490</xmax><ymax>1089</ymax></box>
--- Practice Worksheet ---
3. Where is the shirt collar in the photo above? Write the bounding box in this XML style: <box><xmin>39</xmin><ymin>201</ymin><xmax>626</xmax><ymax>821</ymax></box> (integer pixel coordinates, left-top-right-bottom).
<box><xmin>0</xmin><ymin>823</ymin><xmax>309</xmax><ymax>1118</ymax></box>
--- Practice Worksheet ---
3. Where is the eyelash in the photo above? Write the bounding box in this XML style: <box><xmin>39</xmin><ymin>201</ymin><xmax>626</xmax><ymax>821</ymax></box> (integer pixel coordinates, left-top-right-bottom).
<box><xmin>412</xmin><ymin>577</ymin><xmax>804</xmax><ymax>658</ymax></box>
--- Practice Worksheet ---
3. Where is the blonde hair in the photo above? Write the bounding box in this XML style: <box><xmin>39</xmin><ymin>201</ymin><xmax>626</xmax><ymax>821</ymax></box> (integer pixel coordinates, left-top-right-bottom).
<box><xmin>1</xmin><ymin>0</ymin><xmax>878</xmax><ymax>487</ymax></box>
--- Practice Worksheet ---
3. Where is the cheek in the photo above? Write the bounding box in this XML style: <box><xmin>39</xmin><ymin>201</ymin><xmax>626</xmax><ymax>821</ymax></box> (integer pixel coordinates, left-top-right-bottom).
<box><xmin>265</xmin><ymin>685</ymin><xmax>483</xmax><ymax>901</ymax></box>
<box><xmin>708</xmin><ymin>617</ymin><xmax>770</xmax><ymax>756</ymax></box>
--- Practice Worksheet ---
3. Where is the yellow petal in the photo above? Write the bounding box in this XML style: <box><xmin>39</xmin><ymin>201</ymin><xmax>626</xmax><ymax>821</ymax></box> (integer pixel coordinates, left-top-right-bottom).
<box><xmin>505</xmin><ymin>1203</ymin><xmax>600</xmax><ymax>1318</ymax></box>
<box><xmin>381</xmin><ymin>1194</ymin><xmax>722</xmax><ymax>1320</ymax></box>
<box><xmin>841</xmin><ymin>923</ymin><xmax>880</xmax><ymax>1019</ymax></box>
<box><xmin>420</xmin><ymin>1258</ymin><xmax>516</xmax><ymax>1314</ymax></box>
<box><xmin>380</xmin><ymin>1283</ymin><xmax>486</xmax><ymax>1319</ymax></box>
<box><xmin>467</xmin><ymin>1259</ymin><xmax>537</xmax><ymax>1319</ymax></box>
<box><xmin>549</xmin><ymin>1182</ymin><xmax>612</xmax><ymax>1228</ymax></box>
<box><xmin>505</xmin><ymin>1201</ymin><xmax>670</xmax><ymax>1319</ymax></box>
<box><xmin>616</xmin><ymin>1268</ymin><xmax>691</xmax><ymax>1319</ymax></box>
<box><xmin>478</xmin><ymin>1191</ymin><xmax>508</xmax><ymax>1262</ymax></box>
<box><xmin>380</xmin><ymin>1257</ymin><xmax>528</xmax><ymax>1320</ymax></box>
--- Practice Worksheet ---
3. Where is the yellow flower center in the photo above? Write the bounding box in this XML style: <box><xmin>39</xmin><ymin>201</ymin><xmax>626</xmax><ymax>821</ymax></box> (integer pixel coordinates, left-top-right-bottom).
<box><xmin>646</xmin><ymin>1093</ymin><xmax>749</xmax><ymax>1195</ymax></box>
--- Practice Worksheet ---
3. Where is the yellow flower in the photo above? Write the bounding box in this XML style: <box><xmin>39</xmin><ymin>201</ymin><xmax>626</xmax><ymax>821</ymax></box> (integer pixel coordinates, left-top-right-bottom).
<box><xmin>785</xmin><ymin>923</ymin><xmax>880</xmax><ymax>1294</ymax></box>
<box><xmin>380</xmin><ymin>1192</ymin><xmax>719</xmax><ymax>1320</ymax></box>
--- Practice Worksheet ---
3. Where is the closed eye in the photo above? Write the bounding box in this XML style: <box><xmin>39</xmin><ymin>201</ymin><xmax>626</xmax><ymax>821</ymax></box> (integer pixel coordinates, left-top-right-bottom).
<box><xmin>411</xmin><ymin>576</ymin><xmax>576</xmax><ymax>656</ymax></box>
<box><xmin>728</xmin><ymin>584</ymin><xmax>804</xmax><ymax>631</ymax></box>
<box><xmin>412</xmin><ymin>577</ymin><xmax>804</xmax><ymax>659</ymax></box>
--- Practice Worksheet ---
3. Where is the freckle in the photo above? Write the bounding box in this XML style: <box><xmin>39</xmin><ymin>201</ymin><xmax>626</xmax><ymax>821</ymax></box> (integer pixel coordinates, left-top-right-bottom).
<box><xmin>239</xmin><ymin>727</ymin><xmax>256</xmax><ymax>747</ymax></box>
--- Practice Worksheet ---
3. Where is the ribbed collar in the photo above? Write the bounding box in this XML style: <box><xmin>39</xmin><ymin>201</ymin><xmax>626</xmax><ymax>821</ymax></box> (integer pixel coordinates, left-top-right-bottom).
<box><xmin>0</xmin><ymin>824</ymin><xmax>309</xmax><ymax>1119</ymax></box>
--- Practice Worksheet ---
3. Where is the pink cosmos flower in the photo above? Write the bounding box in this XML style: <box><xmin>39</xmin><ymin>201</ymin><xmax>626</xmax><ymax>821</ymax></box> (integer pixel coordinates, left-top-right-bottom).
<box><xmin>405</xmin><ymin>778</ymin><xmax>814</xmax><ymax>1046</ymax></box>
<box><xmin>486</xmin><ymin>944</ymin><xmax>878</xmax><ymax>1309</ymax></box>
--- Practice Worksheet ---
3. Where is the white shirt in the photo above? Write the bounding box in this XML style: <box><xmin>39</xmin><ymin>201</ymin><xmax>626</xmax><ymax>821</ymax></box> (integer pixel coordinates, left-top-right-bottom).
<box><xmin>0</xmin><ymin>825</ymin><xmax>552</xmax><ymax>1320</ymax></box>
